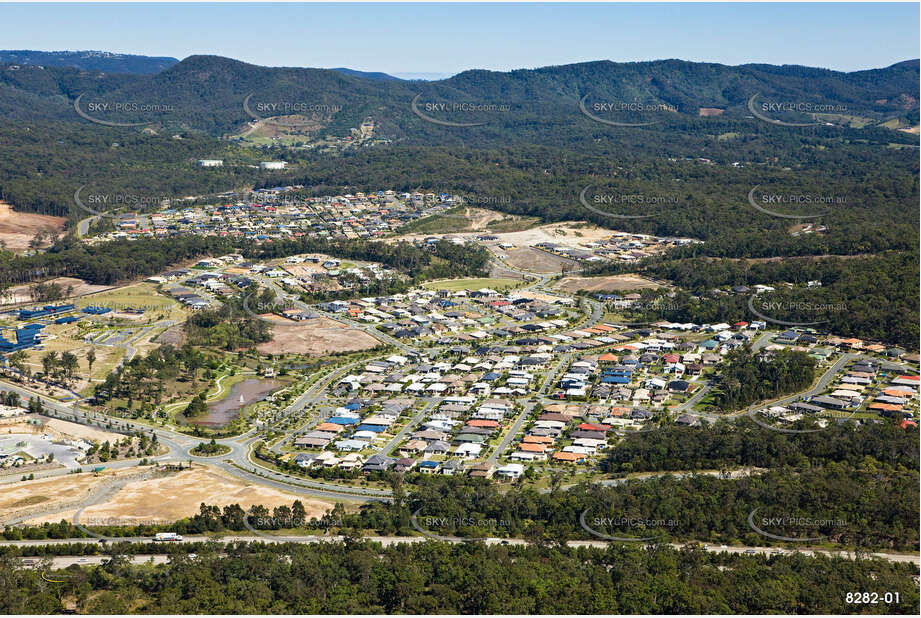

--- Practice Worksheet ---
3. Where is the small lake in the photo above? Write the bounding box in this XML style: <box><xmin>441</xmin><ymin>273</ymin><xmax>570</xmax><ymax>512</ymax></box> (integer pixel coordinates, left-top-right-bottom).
<box><xmin>190</xmin><ymin>378</ymin><xmax>283</xmax><ymax>428</ymax></box>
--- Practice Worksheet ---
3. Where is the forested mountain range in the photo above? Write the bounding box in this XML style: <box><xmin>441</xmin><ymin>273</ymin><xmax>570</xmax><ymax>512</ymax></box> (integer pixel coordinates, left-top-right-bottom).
<box><xmin>0</xmin><ymin>55</ymin><xmax>917</xmax><ymax>136</ymax></box>
<box><xmin>0</xmin><ymin>49</ymin><xmax>179</xmax><ymax>74</ymax></box>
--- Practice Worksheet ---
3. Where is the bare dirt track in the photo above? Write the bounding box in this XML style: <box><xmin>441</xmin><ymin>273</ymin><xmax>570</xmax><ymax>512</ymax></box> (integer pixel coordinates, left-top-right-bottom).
<box><xmin>257</xmin><ymin>316</ymin><xmax>379</xmax><ymax>356</ymax></box>
<box><xmin>0</xmin><ymin>201</ymin><xmax>67</xmax><ymax>251</ymax></box>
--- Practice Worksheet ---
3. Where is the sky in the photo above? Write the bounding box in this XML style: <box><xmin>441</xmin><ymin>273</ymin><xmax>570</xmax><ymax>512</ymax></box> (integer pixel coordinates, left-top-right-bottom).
<box><xmin>0</xmin><ymin>2</ymin><xmax>918</xmax><ymax>76</ymax></box>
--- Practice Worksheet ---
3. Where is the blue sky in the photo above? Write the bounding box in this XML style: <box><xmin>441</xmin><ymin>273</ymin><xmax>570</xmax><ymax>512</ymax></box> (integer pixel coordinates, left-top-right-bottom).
<box><xmin>0</xmin><ymin>3</ymin><xmax>917</xmax><ymax>75</ymax></box>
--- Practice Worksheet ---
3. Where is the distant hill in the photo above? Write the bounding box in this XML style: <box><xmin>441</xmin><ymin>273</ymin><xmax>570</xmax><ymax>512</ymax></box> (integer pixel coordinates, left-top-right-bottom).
<box><xmin>391</xmin><ymin>72</ymin><xmax>454</xmax><ymax>81</ymax></box>
<box><xmin>331</xmin><ymin>67</ymin><xmax>401</xmax><ymax>81</ymax></box>
<box><xmin>0</xmin><ymin>54</ymin><xmax>915</xmax><ymax>141</ymax></box>
<box><xmin>0</xmin><ymin>50</ymin><xmax>178</xmax><ymax>74</ymax></box>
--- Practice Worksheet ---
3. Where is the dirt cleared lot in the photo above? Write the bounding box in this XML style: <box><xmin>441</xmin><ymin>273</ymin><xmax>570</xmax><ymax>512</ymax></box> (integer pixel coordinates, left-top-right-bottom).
<box><xmin>1</xmin><ymin>277</ymin><xmax>113</xmax><ymax>305</ymax></box>
<box><xmin>18</xmin><ymin>465</ymin><xmax>337</xmax><ymax>525</ymax></box>
<box><xmin>0</xmin><ymin>472</ymin><xmax>102</xmax><ymax>516</ymax></box>
<box><xmin>0</xmin><ymin>415</ymin><xmax>123</xmax><ymax>444</ymax></box>
<box><xmin>0</xmin><ymin>201</ymin><xmax>67</xmax><ymax>252</ymax></box>
<box><xmin>554</xmin><ymin>274</ymin><xmax>663</xmax><ymax>293</ymax></box>
<box><xmin>500</xmin><ymin>246</ymin><xmax>577</xmax><ymax>274</ymax></box>
<box><xmin>490</xmin><ymin>221</ymin><xmax>615</xmax><ymax>246</ymax></box>
<box><xmin>257</xmin><ymin>316</ymin><xmax>379</xmax><ymax>356</ymax></box>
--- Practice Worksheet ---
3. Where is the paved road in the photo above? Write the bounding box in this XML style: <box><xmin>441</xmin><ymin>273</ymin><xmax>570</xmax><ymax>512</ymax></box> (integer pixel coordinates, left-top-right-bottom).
<box><xmin>22</xmin><ymin>554</ymin><xmax>172</xmax><ymax>568</ymax></box>
<box><xmin>539</xmin><ymin>352</ymin><xmax>572</xmax><ymax>395</ymax></box>
<box><xmin>4</xmin><ymin>536</ymin><xmax>917</xmax><ymax>565</ymax></box>
<box><xmin>675</xmin><ymin>380</ymin><xmax>712</xmax><ymax>413</ymax></box>
<box><xmin>0</xmin><ymin>377</ymin><xmax>385</xmax><ymax>501</ymax></box>
<box><xmin>487</xmin><ymin>401</ymin><xmax>535</xmax><ymax>464</ymax></box>
<box><xmin>76</xmin><ymin>215</ymin><xmax>99</xmax><ymax>237</ymax></box>
<box><xmin>378</xmin><ymin>399</ymin><xmax>436</xmax><ymax>457</ymax></box>
<box><xmin>750</xmin><ymin>331</ymin><xmax>775</xmax><ymax>352</ymax></box>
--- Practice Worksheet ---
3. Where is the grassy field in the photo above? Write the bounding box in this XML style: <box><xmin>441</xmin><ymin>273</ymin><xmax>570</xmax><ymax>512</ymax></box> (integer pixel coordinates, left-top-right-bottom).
<box><xmin>422</xmin><ymin>278</ymin><xmax>522</xmax><ymax>292</ymax></box>
<box><xmin>76</xmin><ymin>283</ymin><xmax>181</xmax><ymax>318</ymax></box>
<box><xmin>399</xmin><ymin>208</ymin><xmax>474</xmax><ymax>235</ymax></box>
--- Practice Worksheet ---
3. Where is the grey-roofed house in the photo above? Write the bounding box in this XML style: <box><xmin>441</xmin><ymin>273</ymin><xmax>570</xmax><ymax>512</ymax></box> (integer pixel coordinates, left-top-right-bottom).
<box><xmin>789</xmin><ymin>402</ymin><xmax>823</xmax><ymax>413</ymax></box>
<box><xmin>362</xmin><ymin>454</ymin><xmax>395</xmax><ymax>473</ymax></box>
<box><xmin>424</xmin><ymin>440</ymin><xmax>450</xmax><ymax>455</ymax></box>
<box><xmin>810</xmin><ymin>395</ymin><xmax>848</xmax><ymax>410</ymax></box>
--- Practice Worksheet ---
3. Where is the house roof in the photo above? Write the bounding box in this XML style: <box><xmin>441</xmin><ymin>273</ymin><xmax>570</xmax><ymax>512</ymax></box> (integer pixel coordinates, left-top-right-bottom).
<box><xmin>466</xmin><ymin>419</ymin><xmax>499</xmax><ymax>428</ymax></box>
<box><xmin>552</xmin><ymin>451</ymin><xmax>585</xmax><ymax>462</ymax></box>
<box><xmin>519</xmin><ymin>442</ymin><xmax>547</xmax><ymax>452</ymax></box>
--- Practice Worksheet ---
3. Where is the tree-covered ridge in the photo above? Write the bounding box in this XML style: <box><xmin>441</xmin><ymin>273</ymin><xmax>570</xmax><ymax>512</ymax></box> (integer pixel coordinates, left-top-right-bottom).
<box><xmin>0</xmin><ymin>122</ymin><xmax>273</xmax><ymax>221</ymax></box>
<box><xmin>1</xmin><ymin>541</ymin><xmax>917</xmax><ymax>614</ymax></box>
<box><xmin>0</xmin><ymin>234</ymin><xmax>491</xmax><ymax>289</ymax></box>
<box><xmin>350</xmin><ymin>466</ymin><xmax>919</xmax><ymax>551</ymax></box>
<box><xmin>710</xmin><ymin>347</ymin><xmax>816</xmax><ymax>411</ymax></box>
<box><xmin>588</xmin><ymin>251</ymin><xmax>920</xmax><ymax>350</ymax></box>
<box><xmin>604</xmin><ymin>418</ymin><xmax>920</xmax><ymax>473</ymax></box>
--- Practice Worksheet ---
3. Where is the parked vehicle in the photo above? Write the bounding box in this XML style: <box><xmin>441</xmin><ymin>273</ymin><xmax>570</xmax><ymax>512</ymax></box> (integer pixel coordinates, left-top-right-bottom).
<box><xmin>154</xmin><ymin>532</ymin><xmax>183</xmax><ymax>542</ymax></box>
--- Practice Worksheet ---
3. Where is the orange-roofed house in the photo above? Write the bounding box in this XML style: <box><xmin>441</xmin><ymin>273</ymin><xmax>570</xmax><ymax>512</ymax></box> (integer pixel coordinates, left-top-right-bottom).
<box><xmin>316</xmin><ymin>423</ymin><xmax>345</xmax><ymax>433</ymax></box>
<box><xmin>883</xmin><ymin>388</ymin><xmax>916</xmax><ymax>398</ymax></box>
<box><xmin>869</xmin><ymin>402</ymin><xmax>903</xmax><ymax>413</ymax></box>
<box><xmin>599</xmin><ymin>353</ymin><xmax>619</xmax><ymax>363</ymax></box>
<box><xmin>552</xmin><ymin>451</ymin><xmax>586</xmax><ymax>463</ymax></box>
<box><xmin>467</xmin><ymin>419</ymin><xmax>500</xmax><ymax>428</ymax></box>
<box><xmin>523</xmin><ymin>435</ymin><xmax>554</xmax><ymax>444</ymax></box>
<box><xmin>578</xmin><ymin>423</ymin><xmax>610</xmax><ymax>432</ymax></box>
<box><xmin>519</xmin><ymin>442</ymin><xmax>548</xmax><ymax>453</ymax></box>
